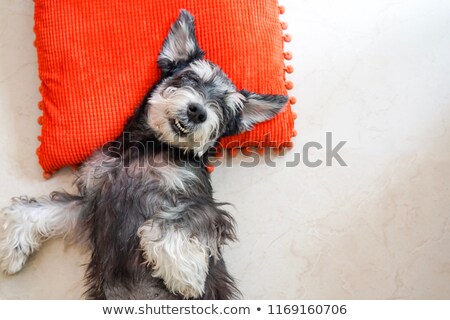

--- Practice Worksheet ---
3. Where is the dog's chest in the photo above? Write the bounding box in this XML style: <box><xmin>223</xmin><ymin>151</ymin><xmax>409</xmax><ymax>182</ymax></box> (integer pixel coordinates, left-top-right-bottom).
<box><xmin>80</xmin><ymin>150</ymin><xmax>210</xmax><ymax>219</ymax></box>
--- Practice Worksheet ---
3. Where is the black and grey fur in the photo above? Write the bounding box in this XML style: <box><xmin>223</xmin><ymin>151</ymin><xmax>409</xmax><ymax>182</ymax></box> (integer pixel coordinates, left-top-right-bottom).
<box><xmin>0</xmin><ymin>10</ymin><xmax>287</xmax><ymax>299</ymax></box>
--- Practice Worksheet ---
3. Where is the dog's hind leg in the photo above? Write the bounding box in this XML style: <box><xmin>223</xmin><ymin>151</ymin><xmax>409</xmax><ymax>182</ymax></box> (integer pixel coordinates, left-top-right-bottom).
<box><xmin>0</xmin><ymin>191</ymin><xmax>84</xmax><ymax>274</ymax></box>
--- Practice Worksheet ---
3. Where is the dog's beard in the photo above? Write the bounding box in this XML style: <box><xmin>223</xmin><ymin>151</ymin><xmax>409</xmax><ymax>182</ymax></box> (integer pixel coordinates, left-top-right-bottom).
<box><xmin>147</xmin><ymin>86</ymin><xmax>221</xmax><ymax>156</ymax></box>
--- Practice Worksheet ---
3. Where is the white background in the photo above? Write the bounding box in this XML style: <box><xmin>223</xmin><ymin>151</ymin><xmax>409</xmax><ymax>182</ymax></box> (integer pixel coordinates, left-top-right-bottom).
<box><xmin>0</xmin><ymin>0</ymin><xmax>449</xmax><ymax>299</ymax></box>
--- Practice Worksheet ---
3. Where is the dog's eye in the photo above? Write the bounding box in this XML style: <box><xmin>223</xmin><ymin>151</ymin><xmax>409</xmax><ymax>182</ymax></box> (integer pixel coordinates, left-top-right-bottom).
<box><xmin>165</xmin><ymin>87</ymin><xmax>177</xmax><ymax>94</ymax></box>
<box><xmin>181</xmin><ymin>72</ymin><xmax>200</xmax><ymax>85</ymax></box>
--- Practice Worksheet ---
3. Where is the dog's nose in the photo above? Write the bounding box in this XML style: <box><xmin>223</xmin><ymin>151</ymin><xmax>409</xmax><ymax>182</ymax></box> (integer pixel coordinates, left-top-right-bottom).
<box><xmin>187</xmin><ymin>103</ymin><xmax>207</xmax><ymax>124</ymax></box>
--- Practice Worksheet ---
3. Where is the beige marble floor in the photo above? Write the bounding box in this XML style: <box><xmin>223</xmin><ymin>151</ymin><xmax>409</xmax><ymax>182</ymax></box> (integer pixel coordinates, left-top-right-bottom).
<box><xmin>0</xmin><ymin>0</ymin><xmax>449</xmax><ymax>299</ymax></box>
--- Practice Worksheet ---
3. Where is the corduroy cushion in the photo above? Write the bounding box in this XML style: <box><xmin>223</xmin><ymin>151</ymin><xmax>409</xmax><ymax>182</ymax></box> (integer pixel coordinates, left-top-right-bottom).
<box><xmin>34</xmin><ymin>0</ymin><xmax>295</xmax><ymax>176</ymax></box>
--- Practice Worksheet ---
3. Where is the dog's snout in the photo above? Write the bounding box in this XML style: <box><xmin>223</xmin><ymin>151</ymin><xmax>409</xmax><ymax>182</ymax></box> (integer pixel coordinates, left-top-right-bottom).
<box><xmin>187</xmin><ymin>103</ymin><xmax>207</xmax><ymax>124</ymax></box>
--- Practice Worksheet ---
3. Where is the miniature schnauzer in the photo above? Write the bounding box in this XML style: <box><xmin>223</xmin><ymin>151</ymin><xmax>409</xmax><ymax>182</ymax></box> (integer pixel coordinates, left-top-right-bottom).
<box><xmin>0</xmin><ymin>10</ymin><xmax>287</xmax><ymax>299</ymax></box>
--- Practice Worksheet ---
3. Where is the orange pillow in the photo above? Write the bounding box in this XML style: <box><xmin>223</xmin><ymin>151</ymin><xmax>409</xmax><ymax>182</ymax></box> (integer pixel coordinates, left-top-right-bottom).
<box><xmin>34</xmin><ymin>0</ymin><xmax>295</xmax><ymax>176</ymax></box>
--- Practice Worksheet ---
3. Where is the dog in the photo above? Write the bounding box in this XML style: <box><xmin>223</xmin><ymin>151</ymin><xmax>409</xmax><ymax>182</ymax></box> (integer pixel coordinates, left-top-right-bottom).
<box><xmin>0</xmin><ymin>10</ymin><xmax>287</xmax><ymax>299</ymax></box>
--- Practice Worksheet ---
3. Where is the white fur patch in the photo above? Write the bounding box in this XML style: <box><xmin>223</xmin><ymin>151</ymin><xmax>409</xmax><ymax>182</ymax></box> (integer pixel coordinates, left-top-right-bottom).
<box><xmin>0</xmin><ymin>197</ymin><xmax>80</xmax><ymax>274</ymax></box>
<box><xmin>154</xmin><ymin>163</ymin><xmax>200</xmax><ymax>193</ymax></box>
<box><xmin>138</xmin><ymin>220</ymin><xmax>210</xmax><ymax>299</ymax></box>
<box><xmin>225</xmin><ymin>92</ymin><xmax>245</xmax><ymax>116</ymax></box>
<box><xmin>189</xmin><ymin>60</ymin><xmax>215</xmax><ymax>82</ymax></box>
<box><xmin>125</xmin><ymin>154</ymin><xmax>200</xmax><ymax>194</ymax></box>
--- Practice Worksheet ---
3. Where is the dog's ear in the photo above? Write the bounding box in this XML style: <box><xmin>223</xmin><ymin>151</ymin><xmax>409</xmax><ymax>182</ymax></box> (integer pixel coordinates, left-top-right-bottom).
<box><xmin>237</xmin><ymin>90</ymin><xmax>288</xmax><ymax>132</ymax></box>
<box><xmin>158</xmin><ymin>10</ymin><xmax>204</xmax><ymax>74</ymax></box>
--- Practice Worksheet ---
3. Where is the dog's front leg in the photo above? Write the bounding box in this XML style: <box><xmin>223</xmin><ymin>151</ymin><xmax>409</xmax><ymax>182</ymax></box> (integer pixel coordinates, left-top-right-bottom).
<box><xmin>138</xmin><ymin>219</ymin><xmax>210</xmax><ymax>299</ymax></box>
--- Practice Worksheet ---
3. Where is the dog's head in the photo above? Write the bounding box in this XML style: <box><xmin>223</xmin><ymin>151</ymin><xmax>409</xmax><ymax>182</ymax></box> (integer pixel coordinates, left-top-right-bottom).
<box><xmin>147</xmin><ymin>10</ymin><xmax>288</xmax><ymax>155</ymax></box>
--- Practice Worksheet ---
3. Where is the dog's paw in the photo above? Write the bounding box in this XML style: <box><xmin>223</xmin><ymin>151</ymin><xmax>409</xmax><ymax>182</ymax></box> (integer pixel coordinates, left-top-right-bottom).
<box><xmin>0</xmin><ymin>199</ymin><xmax>40</xmax><ymax>274</ymax></box>
<box><xmin>0</xmin><ymin>244</ymin><xmax>29</xmax><ymax>275</ymax></box>
<box><xmin>138</xmin><ymin>221</ymin><xmax>209</xmax><ymax>299</ymax></box>
<box><xmin>168</xmin><ymin>280</ymin><xmax>204</xmax><ymax>299</ymax></box>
